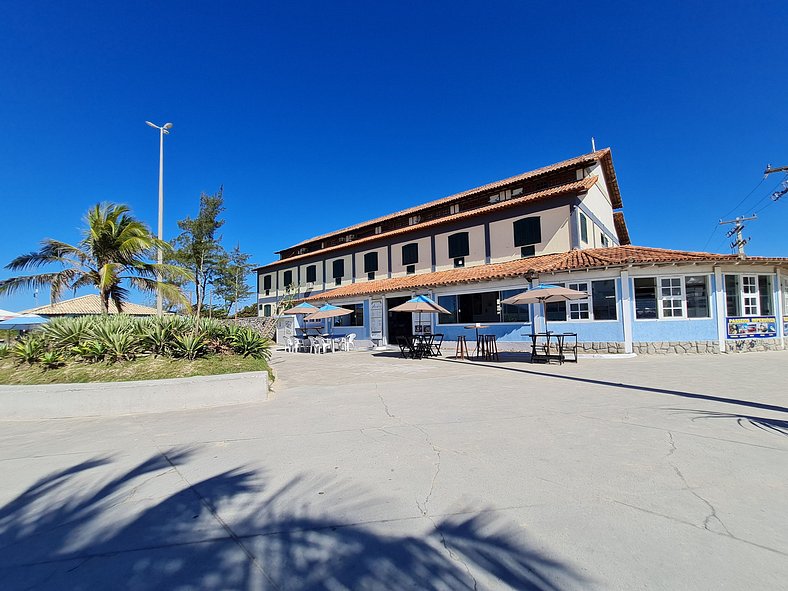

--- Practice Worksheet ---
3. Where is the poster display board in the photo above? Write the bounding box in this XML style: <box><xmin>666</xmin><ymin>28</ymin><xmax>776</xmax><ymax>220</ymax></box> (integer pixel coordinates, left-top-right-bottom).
<box><xmin>783</xmin><ymin>316</ymin><xmax>788</xmax><ymax>337</ymax></box>
<box><xmin>370</xmin><ymin>300</ymin><xmax>383</xmax><ymax>342</ymax></box>
<box><xmin>726</xmin><ymin>316</ymin><xmax>777</xmax><ymax>339</ymax></box>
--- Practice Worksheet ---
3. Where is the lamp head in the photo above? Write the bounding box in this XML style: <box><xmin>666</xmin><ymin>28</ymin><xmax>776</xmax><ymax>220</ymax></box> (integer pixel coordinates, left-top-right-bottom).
<box><xmin>163</xmin><ymin>122</ymin><xmax>173</xmax><ymax>130</ymax></box>
<box><xmin>145</xmin><ymin>121</ymin><xmax>157</xmax><ymax>129</ymax></box>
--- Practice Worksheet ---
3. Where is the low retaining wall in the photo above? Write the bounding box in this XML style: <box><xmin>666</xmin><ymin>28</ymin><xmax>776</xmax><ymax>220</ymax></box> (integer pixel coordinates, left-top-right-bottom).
<box><xmin>0</xmin><ymin>371</ymin><xmax>269</xmax><ymax>420</ymax></box>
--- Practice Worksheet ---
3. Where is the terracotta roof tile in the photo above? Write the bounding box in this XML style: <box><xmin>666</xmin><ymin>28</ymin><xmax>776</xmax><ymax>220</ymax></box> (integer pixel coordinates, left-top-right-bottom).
<box><xmin>257</xmin><ymin>176</ymin><xmax>598</xmax><ymax>271</ymax></box>
<box><xmin>286</xmin><ymin>148</ymin><xmax>621</xmax><ymax>251</ymax></box>
<box><xmin>613</xmin><ymin>212</ymin><xmax>631</xmax><ymax>245</ymax></box>
<box><xmin>24</xmin><ymin>294</ymin><xmax>161</xmax><ymax>316</ymax></box>
<box><xmin>304</xmin><ymin>246</ymin><xmax>787</xmax><ymax>301</ymax></box>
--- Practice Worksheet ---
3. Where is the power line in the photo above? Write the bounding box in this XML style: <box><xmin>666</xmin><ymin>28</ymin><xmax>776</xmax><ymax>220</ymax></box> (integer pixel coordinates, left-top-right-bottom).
<box><xmin>753</xmin><ymin>176</ymin><xmax>788</xmax><ymax>215</ymax></box>
<box><xmin>747</xmin><ymin>174</ymin><xmax>787</xmax><ymax>214</ymax></box>
<box><xmin>720</xmin><ymin>177</ymin><xmax>765</xmax><ymax>219</ymax></box>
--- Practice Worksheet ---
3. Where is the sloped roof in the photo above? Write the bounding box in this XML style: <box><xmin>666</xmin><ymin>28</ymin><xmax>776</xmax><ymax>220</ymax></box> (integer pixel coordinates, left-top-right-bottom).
<box><xmin>304</xmin><ymin>246</ymin><xmax>787</xmax><ymax>301</ymax></box>
<box><xmin>284</xmin><ymin>148</ymin><xmax>623</xmax><ymax>253</ymax></box>
<box><xmin>613</xmin><ymin>212</ymin><xmax>631</xmax><ymax>245</ymax></box>
<box><xmin>257</xmin><ymin>175</ymin><xmax>599</xmax><ymax>271</ymax></box>
<box><xmin>24</xmin><ymin>294</ymin><xmax>161</xmax><ymax>316</ymax></box>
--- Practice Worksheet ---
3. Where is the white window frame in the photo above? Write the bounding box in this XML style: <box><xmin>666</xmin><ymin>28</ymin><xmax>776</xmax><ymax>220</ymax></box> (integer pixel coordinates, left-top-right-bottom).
<box><xmin>545</xmin><ymin>280</ymin><xmax>616</xmax><ymax>323</ymax></box>
<box><xmin>740</xmin><ymin>275</ymin><xmax>759</xmax><ymax>316</ymax></box>
<box><xmin>634</xmin><ymin>274</ymin><xmax>712</xmax><ymax>321</ymax></box>
<box><xmin>567</xmin><ymin>282</ymin><xmax>590</xmax><ymax>320</ymax></box>
<box><xmin>659</xmin><ymin>277</ymin><xmax>685</xmax><ymax>318</ymax></box>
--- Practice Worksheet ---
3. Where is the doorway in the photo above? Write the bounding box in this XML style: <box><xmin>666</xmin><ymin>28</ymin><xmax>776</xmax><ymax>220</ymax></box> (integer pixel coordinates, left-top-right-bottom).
<box><xmin>386</xmin><ymin>296</ymin><xmax>412</xmax><ymax>344</ymax></box>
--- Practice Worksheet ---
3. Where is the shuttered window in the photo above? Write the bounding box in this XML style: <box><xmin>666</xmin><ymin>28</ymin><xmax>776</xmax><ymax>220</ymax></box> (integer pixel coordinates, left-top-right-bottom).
<box><xmin>305</xmin><ymin>265</ymin><xmax>317</xmax><ymax>283</ymax></box>
<box><xmin>263</xmin><ymin>275</ymin><xmax>272</xmax><ymax>291</ymax></box>
<box><xmin>402</xmin><ymin>243</ymin><xmax>419</xmax><ymax>265</ymax></box>
<box><xmin>364</xmin><ymin>252</ymin><xmax>378</xmax><ymax>273</ymax></box>
<box><xmin>332</xmin><ymin>259</ymin><xmax>344</xmax><ymax>279</ymax></box>
<box><xmin>513</xmin><ymin>217</ymin><xmax>541</xmax><ymax>247</ymax></box>
<box><xmin>447</xmin><ymin>232</ymin><xmax>470</xmax><ymax>259</ymax></box>
<box><xmin>283</xmin><ymin>270</ymin><xmax>293</xmax><ymax>287</ymax></box>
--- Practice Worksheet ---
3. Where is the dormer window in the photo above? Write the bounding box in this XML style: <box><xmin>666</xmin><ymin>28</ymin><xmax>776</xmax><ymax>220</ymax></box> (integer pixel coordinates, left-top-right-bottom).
<box><xmin>512</xmin><ymin>187</ymin><xmax>523</xmax><ymax>197</ymax></box>
<box><xmin>408</xmin><ymin>215</ymin><xmax>421</xmax><ymax>226</ymax></box>
<box><xmin>449</xmin><ymin>203</ymin><xmax>460</xmax><ymax>215</ymax></box>
<box><xmin>374</xmin><ymin>225</ymin><xmax>382</xmax><ymax>235</ymax></box>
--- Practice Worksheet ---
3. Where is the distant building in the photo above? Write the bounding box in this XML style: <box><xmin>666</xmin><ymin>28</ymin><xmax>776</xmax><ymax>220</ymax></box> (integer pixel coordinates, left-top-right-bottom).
<box><xmin>24</xmin><ymin>294</ymin><xmax>160</xmax><ymax>317</ymax></box>
<box><xmin>255</xmin><ymin>149</ymin><xmax>788</xmax><ymax>353</ymax></box>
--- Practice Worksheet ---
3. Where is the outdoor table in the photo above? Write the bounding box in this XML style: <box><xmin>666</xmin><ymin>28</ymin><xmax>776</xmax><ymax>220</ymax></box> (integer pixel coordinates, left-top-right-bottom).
<box><xmin>529</xmin><ymin>332</ymin><xmax>564</xmax><ymax>364</ymax></box>
<box><xmin>463</xmin><ymin>324</ymin><xmax>490</xmax><ymax>359</ymax></box>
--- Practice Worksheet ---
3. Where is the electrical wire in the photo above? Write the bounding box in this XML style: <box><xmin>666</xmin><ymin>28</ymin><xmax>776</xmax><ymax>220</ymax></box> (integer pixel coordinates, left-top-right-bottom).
<box><xmin>747</xmin><ymin>175</ymin><xmax>787</xmax><ymax>215</ymax></box>
<box><xmin>720</xmin><ymin>177</ymin><xmax>766</xmax><ymax>219</ymax></box>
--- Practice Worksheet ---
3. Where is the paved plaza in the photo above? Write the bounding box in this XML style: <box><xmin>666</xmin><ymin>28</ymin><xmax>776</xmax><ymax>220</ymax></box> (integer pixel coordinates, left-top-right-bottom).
<box><xmin>1</xmin><ymin>349</ymin><xmax>787</xmax><ymax>590</ymax></box>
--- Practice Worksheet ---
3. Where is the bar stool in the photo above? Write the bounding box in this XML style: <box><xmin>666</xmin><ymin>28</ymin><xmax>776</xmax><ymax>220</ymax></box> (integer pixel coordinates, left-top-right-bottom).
<box><xmin>482</xmin><ymin>334</ymin><xmax>499</xmax><ymax>361</ymax></box>
<box><xmin>454</xmin><ymin>335</ymin><xmax>469</xmax><ymax>360</ymax></box>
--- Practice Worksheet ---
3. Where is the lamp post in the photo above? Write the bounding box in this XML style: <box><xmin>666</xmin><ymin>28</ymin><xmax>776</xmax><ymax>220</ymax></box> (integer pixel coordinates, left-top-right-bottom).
<box><xmin>145</xmin><ymin>120</ymin><xmax>173</xmax><ymax>315</ymax></box>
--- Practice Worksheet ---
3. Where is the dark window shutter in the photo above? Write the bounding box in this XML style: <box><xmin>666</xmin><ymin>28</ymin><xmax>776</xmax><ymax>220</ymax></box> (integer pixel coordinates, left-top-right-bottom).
<box><xmin>364</xmin><ymin>252</ymin><xmax>378</xmax><ymax>273</ymax></box>
<box><xmin>402</xmin><ymin>243</ymin><xmax>419</xmax><ymax>265</ymax></box>
<box><xmin>263</xmin><ymin>275</ymin><xmax>272</xmax><ymax>290</ymax></box>
<box><xmin>513</xmin><ymin>217</ymin><xmax>542</xmax><ymax>247</ymax></box>
<box><xmin>332</xmin><ymin>259</ymin><xmax>344</xmax><ymax>279</ymax></box>
<box><xmin>448</xmin><ymin>232</ymin><xmax>470</xmax><ymax>259</ymax></box>
<box><xmin>306</xmin><ymin>265</ymin><xmax>317</xmax><ymax>283</ymax></box>
<box><xmin>283</xmin><ymin>270</ymin><xmax>293</xmax><ymax>286</ymax></box>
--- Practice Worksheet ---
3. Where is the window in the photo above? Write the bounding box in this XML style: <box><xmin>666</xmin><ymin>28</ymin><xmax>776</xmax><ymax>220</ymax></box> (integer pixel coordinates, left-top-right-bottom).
<box><xmin>511</xmin><ymin>187</ymin><xmax>523</xmax><ymax>197</ymax></box>
<box><xmin>448</xmin><ymin>232</ymin><xmax>469</xmax><ymax>259</ymax></box>
<box><xmin>334</xmin><ymin>303</ymin><xmax>364</xmax><ymax>327</ymax></box>
<box><xmin>263</xmin><ymin>304</ymin><xmax>272</xmax><ymax>317</ymax></box>
<box><xmin>636</xmin><ymin>275</ymin><xmax>710</xmax><ymax>319</ymax></box>
<box><xmin>520</xmin><ymin>245</ymin><xmax>536</xmax><ymax>258</ymax></box>
<box><xmin>659</xmin><ymin>277</ymin><xmax>684</xmax><ymax>318</ymax></box>
<box><xmin>600</xmin><ymin>233</ymin><xmax>609</xmax><ymax>247</ymax></box>
<box><xmin>406</xmin><ymin>264</ymin><xmax>416</xmax><ymax>275</ymax></box>
<box><xmin>513</xmin><ymin>217</ymin><xmax>541</xmax><ymax>247</ymax></box>
<box><xmin>741</xmin><ymin>276</ymin><xmax>759</xmax><ymax>315</ymax></box>
<box><xmin>263</xmin><ymin>275</ymin><xmax>272</xmax><ymax>295</ymax></box>
<box><xmin>685</xmin><ymin>276</ymin><xmax>709</xmax><ymax>318</ymax></box>
<box><xmin>500</xmin><ymin>289</ymin><xmax>530</xmax><ymax>322</ymax></box>
<box><xmin>368</xmin><ymin>272</ymin><xmax>375</xmax><ymax>280</ymax></box>
<box><xmin>758</xmin><ymin>275</ymin><xmax>773</xmax><ymax>315</ymax></box>
<box><xmin>332</xmin><ymin>259</ymin><xmax>344</xmax><ymax>285</ymax></box>
<box><xmin>306</xmin><ymin>265</ymin><xmax>317</xmax><ymax>283</ymax></box>
<box><xmin>567</xmin><ymin>282</ymin><xmax>589</xmax><ymax>320</ymax></box>
<box><xmin>592</xmin><ymin>280</ymin><xmax>617</xmax><ymax>320</ymax></box>
<box><xmin>438</xmin><ymin>290</ymin><xmax>530</xmax><ymax>324</ymax></box>
<box><xmin>579</xmin><ymin>212</ymin><xmax>588</xmax><ymax>243</ymax></box>
<box><xmin>283</xmin><ymin>270</ymin><xmax>293</xmax><ymax>288</ymax></box>
<box><xmin>449</xmin><ymin>203</ymin><xmax>460</xmax><ymax>215</ymax></box>
<box><xmin>402</xmin><ymin>243</ymin><xmax>418</xmax><ymax>266</ymax></box>
<box><xmin>454</xmin><ymin>257</ymin><xmax>465</xmax><ymax>268</ymax></box>
<box><xmin>634</xmin><ymin>278</ymin><xmax>657</xmax><ymax>319</ymax></box>
<box><xmin>725</xmin><ymin>275</ymin><xmax>740</xmax><ymax>316</ymax></box>
<box><xmin>408</xmin><ymin>215</ymin><xmax>421</xmax><ymax>226</ymax></box>
<box><xmin>364</xmin><ymin>252</ymin><xmax>378</xmax><ymax>273</ymax></box>
<box><xmin>374</xmin><ymin>226</ymin><xmax>382</xmax><ymax>235</ymax></box>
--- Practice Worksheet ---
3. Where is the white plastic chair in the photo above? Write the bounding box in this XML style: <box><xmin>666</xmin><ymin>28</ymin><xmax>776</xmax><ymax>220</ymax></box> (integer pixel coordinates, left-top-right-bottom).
<box><xmin>284</xmin><ymin>336</ymin><xmax>294</xmax><ymax>353</ymax></box>
<box><xmin>344</xmin><ymin>334</ymin><xmax>357</xmax><ymax>351</ymax></box>
<box><xmin>311</xmin><ymin>336</ymin><xmax>330</xmax><ymax>354</ymax></box>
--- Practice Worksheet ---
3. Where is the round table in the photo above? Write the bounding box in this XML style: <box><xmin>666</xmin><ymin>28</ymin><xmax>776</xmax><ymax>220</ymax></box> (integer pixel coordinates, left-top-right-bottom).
<box><xmin>463</xmin><ymin>325</ymin><xmax>490</xmax><ymax>358</ymax></box>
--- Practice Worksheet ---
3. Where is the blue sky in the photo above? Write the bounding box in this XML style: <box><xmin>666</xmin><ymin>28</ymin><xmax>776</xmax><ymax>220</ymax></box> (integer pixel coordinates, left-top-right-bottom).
<box><xmin>1</xmin><ymin>1</ymin><xmax>786</xmax><ymax>312</ymax></box>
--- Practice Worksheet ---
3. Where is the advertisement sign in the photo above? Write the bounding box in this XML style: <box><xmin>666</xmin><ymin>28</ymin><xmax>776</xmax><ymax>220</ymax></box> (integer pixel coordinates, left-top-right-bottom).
<box><xmin>726</xmin><ymin>316</ymin><xmax>777</xmax><ymax>339</ymax></box>
<box><xmin>370</xmin><ymin>300</ymin><xmax>383</xmax><ymax>341</ymax></box>
<box><xmin>784</xmin><ymin>316</ymin><xmax>788</xmax><ymax>336</ymax></box>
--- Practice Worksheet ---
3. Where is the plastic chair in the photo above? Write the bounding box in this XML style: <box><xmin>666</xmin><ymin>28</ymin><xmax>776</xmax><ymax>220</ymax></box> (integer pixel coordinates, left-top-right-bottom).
<box><xmin>284</xmin><ymin>336</ymin><xmax>294</xmax><ymax>353</ymax></box>
<box><xmin>345</xmin><ymin>334</ymin><xmax>357</xmax><ymax>351</ymax></box>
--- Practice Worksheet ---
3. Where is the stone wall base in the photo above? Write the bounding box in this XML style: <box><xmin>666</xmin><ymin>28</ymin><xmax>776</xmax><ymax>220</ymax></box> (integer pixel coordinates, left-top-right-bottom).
<box><xmin>632</xmin><ymin>341</ymin><xmax>719</xmax><ymax>355</ymax></box>
<box><xmin>725</xmin><ymin>338</ymin><xmax>783</xmax><ymax>353</ymax></box>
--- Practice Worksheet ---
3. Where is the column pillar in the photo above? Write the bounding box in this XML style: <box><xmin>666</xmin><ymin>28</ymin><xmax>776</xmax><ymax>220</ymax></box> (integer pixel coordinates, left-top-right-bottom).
<box><xmin>713</xmin><ymin>267</ymin><xmax>727</xmax><ymax>353</ymax></box>
<box><xmin>620</xmin><ymin>269</ymin><xmax>633</xmax><ymax>354</ymax></box>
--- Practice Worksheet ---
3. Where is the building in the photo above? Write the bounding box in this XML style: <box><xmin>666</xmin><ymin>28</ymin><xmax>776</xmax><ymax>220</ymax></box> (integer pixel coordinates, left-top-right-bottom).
<box><xmin>24</xmin><ymin>294</ymin><xmax>161</xmax><ymax>317</ymax></box>
<box><xmin>255</xmin><ymin>149</ymin><xmax>788</xmax><ymax>353</ymax></box>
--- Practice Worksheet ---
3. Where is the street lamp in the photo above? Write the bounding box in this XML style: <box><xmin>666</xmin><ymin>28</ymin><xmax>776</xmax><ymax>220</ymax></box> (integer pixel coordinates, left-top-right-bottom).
<box><xmin>145</xmin><ymin>120</ymin><xmax>173</xmax><ymax>315</ymax></box>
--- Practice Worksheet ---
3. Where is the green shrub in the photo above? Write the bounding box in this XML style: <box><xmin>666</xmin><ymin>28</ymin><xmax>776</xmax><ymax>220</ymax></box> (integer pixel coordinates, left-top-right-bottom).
<box><xmin>172</xmin><ymin>333</ymin><xmax>208</xmax><ymax>360</ymax></box>
<box><xmin>102</xmin><ymin>331</ymin><xmax>139</xmax><ymax>363</ymax></box>
<box><xmin>0</xmin><ymin>344</ymin><xmax>9</xmax><ymax>359</ymax></box>
<box><xmin>140</xmin><ymin>322</ymin><xmax>172</xmax><ymax>357</ymax></box>
<box><xmin>231</xmin><ymin>328</ymin><xmax>271</xmax><ymax>360</ymax></box>
<box><xmin>70</xmin><ymin>341</ymin><xmax>107</xmax><ymax>363</ymax></box>
<box><xmin>40</xmin><ymin>351</ymin><xmax>65</xmax><ymax>369</ymax></box>
<box><xmin>42</xmin><ymin>317</ymin><xmax>93</xmax><ymax>353</ymax></box>
<box><xmin>13</xmin><ymin>336</ymin><xmax>45</xmax><ymax>364</ymax></box>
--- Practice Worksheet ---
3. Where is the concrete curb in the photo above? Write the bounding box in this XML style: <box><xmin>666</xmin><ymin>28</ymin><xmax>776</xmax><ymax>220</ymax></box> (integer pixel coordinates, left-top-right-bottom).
<box><xmin>0</xmin><ymin>371</ymin><xmax>270</xmax><ymax>420</ymax></box>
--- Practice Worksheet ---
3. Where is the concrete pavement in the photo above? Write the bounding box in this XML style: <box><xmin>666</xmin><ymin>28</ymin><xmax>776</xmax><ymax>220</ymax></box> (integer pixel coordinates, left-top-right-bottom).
<box><xmin>1</xmin><ymin>349</ymin><xmax>787</xmax><ymax>589</ymax></box>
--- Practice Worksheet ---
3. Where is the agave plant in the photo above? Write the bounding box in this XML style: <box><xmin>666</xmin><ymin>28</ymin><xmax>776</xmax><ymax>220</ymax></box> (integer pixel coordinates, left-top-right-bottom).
<box><xmin>70</xmin><ymin>341</ymin><xmax>108</xmax><ymax>363</ymax></box>
<box><xmin>231</xmin><ymin>328</ymin><xmax>271</xmax><ymax>360</ymax></box>
<box><xmin>140</xmin><ymin>322</ymin><xmax>172</xmax><ymax>356</ymax></box>
<box><xmin>40</xmin><ymin>350</ymin><xmax>65</xmax><ymax>369</ymax></box>
<box><xmin>0</xmin><ymin>344</ymin><xmax>9</xmax><ymax>359</ymax></box>
<box><xmin>13</xmin><ymin>336</ymin><xmax>45</xmax><ymax>364</ymax></box>
<box><xmin>102</xmin><ymin>331</ymin><xmax>139</xmax><ymax>363</ymax></box>
<box><xmin>41</xmin><ymin>316</ymin><xmax>93</xmax><ymax>353</ymax></box>
<box><xmin>172</xmin><ymin>333</ymin><xmax>208</xmax><ymax>360</ymax></box>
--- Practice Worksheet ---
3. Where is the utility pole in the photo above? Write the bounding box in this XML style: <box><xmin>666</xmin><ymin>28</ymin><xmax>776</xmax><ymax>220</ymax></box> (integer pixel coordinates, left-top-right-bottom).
<box><xmin>764</xmin><ymin>164</ymin><xmax>788</xmax><ymax>176</ymax></box>
<box><xmin>719</xmin><ymin>215</ymin><xmax>757</xmax><ymax>259</ymax></box>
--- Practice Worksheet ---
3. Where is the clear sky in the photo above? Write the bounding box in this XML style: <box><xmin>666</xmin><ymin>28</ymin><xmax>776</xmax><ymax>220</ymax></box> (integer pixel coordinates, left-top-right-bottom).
<box><xmin>1</xmin><ymin>1</ymin><xmax>787</xmax><ymax>312</ymax></box>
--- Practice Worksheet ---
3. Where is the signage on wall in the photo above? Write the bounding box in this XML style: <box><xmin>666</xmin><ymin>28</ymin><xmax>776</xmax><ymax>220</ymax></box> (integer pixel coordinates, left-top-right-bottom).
<box><xmin>784</xmin><ymin>315</ymin><xmax>788</xmax><ymax>337</ymax></box>
<box><xmin>726</xmin><ymin>316</ymin><xmax>777</xmax><ymax>339</ymax></box>
<box><xmin>370</xmin><ymin>300</ymin><xmax>383</xmax><ymax>341</ymax></box>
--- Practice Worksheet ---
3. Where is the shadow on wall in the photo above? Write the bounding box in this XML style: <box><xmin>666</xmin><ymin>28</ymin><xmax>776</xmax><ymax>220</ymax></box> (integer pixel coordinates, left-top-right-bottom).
<box><xmin>0</xmin><ymin>449</ymin><xmax>584</xmax><ymax>590</ymax></box>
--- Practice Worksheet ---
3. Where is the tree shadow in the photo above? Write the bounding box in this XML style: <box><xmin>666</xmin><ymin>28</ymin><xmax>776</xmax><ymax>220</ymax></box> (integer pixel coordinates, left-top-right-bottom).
<box><xmin>0</xmin><ymin>450</ymin><xmax>584</xmax><ymax>590</ymax></box>
<box><xmin>671</xmin><ymin>408</ymin><xmax>788</xmax><ymax>438</ymax></box>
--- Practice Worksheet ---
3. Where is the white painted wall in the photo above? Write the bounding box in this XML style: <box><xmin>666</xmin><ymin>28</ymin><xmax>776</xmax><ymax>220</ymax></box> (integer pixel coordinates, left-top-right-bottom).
<box><xmin>433</xmin><ymin>224</ymin><xmax>486</xmax><ymax>271</ymax></box>
<box><xmin>390</xmin><ymin>236</ymin><xmax>433</xmax><ymax>277</ymax></box>
<box><xmin>488</xmin><ymin>205</ymin><xmax>571</xmax><ymax>264</ymax></box>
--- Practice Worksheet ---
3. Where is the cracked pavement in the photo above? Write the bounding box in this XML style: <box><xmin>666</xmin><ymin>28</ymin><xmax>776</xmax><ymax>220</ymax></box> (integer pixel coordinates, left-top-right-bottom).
<box><xmin>1</xmin><ymin>348</ymin><xmax>787</xmax><ymax>589</ymax></box>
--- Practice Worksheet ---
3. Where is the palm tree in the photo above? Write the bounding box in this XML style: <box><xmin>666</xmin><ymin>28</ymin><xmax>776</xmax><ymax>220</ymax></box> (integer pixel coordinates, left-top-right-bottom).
<box><xmin>0</xmin><ymin>203</ymin><xmax>189</xmax><ymax>313</ymax></box>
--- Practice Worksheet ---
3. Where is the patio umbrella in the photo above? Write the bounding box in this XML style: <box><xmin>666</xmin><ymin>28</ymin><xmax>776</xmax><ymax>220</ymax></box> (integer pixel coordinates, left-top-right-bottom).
<box><xmin>0</xmin><ymin>309</ymin><xmax>19</xmax><ymax>321</ymax></box>
<box><xmin>283</xmin><ymin>302</ymin><xmax>320</xmax><ymax>333</ymax></box>
<box><xmin>305</xmin><ymin>304</ymin><xmax>354</xmax><ymax>334</ymax></box>
<box><xmin>501</xmin><ymin>284</ymin><xmax>587</xmax><ymax>334</ymax></box>
<box><xmin>389</xmin><ymin>295</ymin><xmax>450</xmax><ymax>331</ymax></box>
<box><xmin>0</xmin><ymin>313</ymin><xmax>49</xmax><ymax>331</ymax></box>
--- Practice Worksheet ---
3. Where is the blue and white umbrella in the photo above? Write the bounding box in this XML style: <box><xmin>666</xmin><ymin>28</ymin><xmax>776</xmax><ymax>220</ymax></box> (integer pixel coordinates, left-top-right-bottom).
<box><xmin>0</xmin><ymin>313</ymin><xmax>48</xmax><ymax>331</ymax></box>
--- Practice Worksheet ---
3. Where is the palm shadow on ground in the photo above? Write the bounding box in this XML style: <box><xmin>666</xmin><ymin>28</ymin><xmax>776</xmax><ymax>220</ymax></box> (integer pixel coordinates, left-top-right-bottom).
<box><xmin>0</xmin><ymin>448</ymin><xmax>584</xmax><ymax>590</ymax></box>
